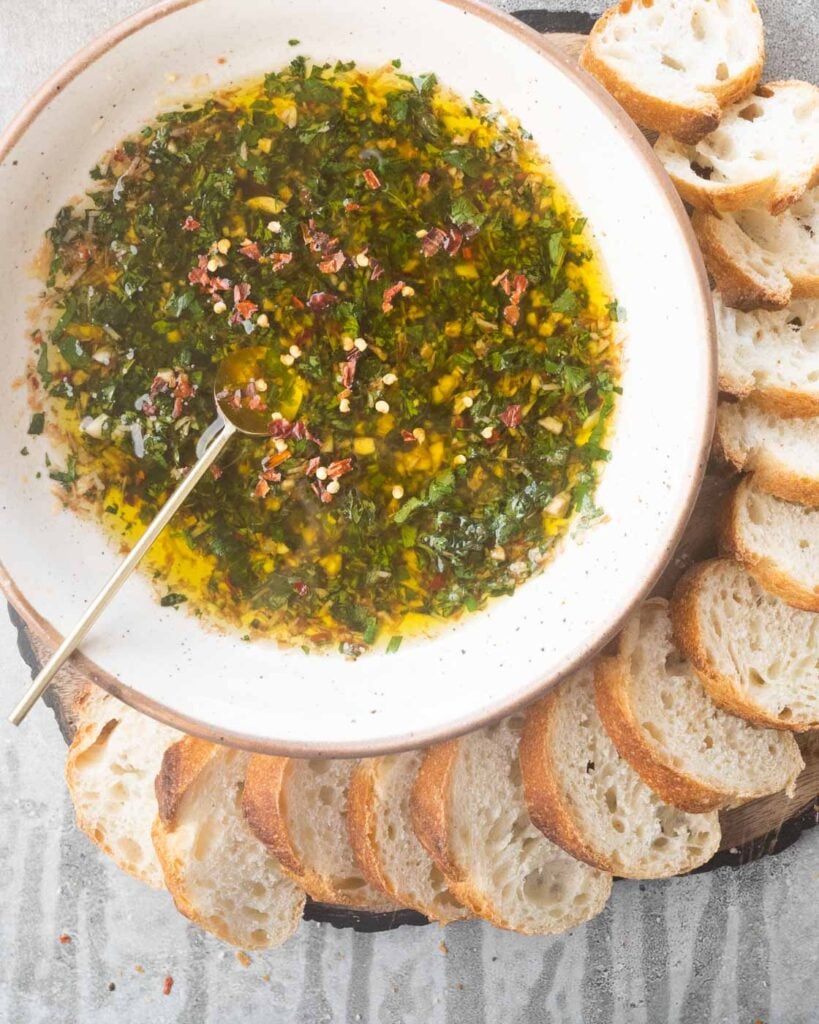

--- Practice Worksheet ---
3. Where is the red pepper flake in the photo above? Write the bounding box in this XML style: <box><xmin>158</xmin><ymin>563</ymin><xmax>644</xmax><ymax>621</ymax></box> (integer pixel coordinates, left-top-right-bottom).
<box><xmin>58</xmin><ymin>934</ymin><xmax>72</xmax><ymax>945</ymax></box>
<box><xmin>182</xmin><ymin>216</ymin><xmax>200</xmax><ymax>231</ymax></box>
<box><xmin>293</xmin><ymin>580</ymin><xmax>309</xmax><ymax>597</ymax></box>
<box><xmin>401</xmin><ymin>429</ymin><xmax>416</xmax><ymax>444</ymax></box>
<box><xmin>382</xmin><ymin>281</ymin><xmax>406</xmax><ymax>313</ymax></box>
<box><xmin>171</xmin><ymin>372</ymin><xmax>195</xmax><ymax>419</ymax></box>
<box><xmin>187</xmin><ymin>256</ymin><xmax>210</xmax><ymax>289</ymax></box>
<box><xmin>312</xmin><ymin>480</ymin><xmax>333</xmax><ymax>504</ymax></box>
<box><xmin>448</xmin><ymin>226</ymin><xmax>464</xmax><ymax>258</ymax></box>
<box><xmin>307</xmin><ymin>291</ymin><xmax>339</xmax><ymax>312</ymax></box>
<box><xmin>263</xmin><ymin>449</ymin><xmax>292</xmax><ymax>471</ymax></box>
<box><xmin>503</xmin><ymin>304</ymin><xmax>520</xmax><ymax>326</ymax></box>
<box><xmin>428</xmin><ymin>572</ymin><xmax>447</xmax><ymax>593</ymax></box>
<box><xmin>417</xmin><ymin>171</ymin><xmax>431</xmax><ymax>188</ymax></box>
<box><xmin>341</xmin><ymin>349</ymin><xmax>361</xmax><ymax>389</ymax></box>
<box><xmin>210</xmin><ymin>464</ymin><xmax>223</xmax><ymax>480</ymax></box>
<box><xmin>343</xmin><ymin>199</ymin><xmax>361</xmax><ymax>212</ymax></box>
<box><xmin>498</xmin><ymin>272</ymin><xmax>528</xmax><ymax>327</ymax></box>
<box><xmin>363</xmin><ymin>168</ymin><xmax>381</xmax><ymax>190</ymax></box>
<box><xmin>270</xmin><ymin>252</ymin><xmax>294</xmax><ymax>273</ymax></box>
<box><xmin>326</xmin><ymin>457</ymin><xmax>353</xmax><ymax>479</ymax></box>
<box><xmin>163</xmin><ymin>976</ymin><xmax>174</xmax><ymax>997</ymax></box>
<box><xmin>238</xmin><ymin>240</ymin><xmax>262</xmax><ymax>261</ymax></box>
<box><xmin>188</xmin><ymin>254</ymin><xmax>229</xmax><ymax>295</ymax></box>
<box><xmin>150</xmin><ymin>372</ymin><xmax>174</xmax><ymax>397</ymax></box>
<box><xmin>318</xmin><ymin>250</ymin><xmax>346</xmax><ymax>274</ymax></box>
<box><xmin>512</xmin><ymin>273</ymin><xmax>529</xmax><ymax>300</ymax></box>
<box><xmin>208</xmin><ymin>276</ymin><xmax>230</xmax><ymax>296</ymax></box>
<box><xmin>291</xmin><ymin>295</ymin><xmax>306</xmax><ymax>310</ymax></box>
<box><xmin>230</xmin><ymin>282</ymin><xmax>258</xmax><ymax>324</ymax></box>
<box><xmin>500</xmin><ymin>404</ymin><xmax>523</xmax><ymax>429</ymax></box>
<box><xmin>302</xmin><ymin>220</ymin><xmax>339</xmax><ymax>255</ymax></box>
<box><xmin>254</xmin><ymin>478</ymin><xmax>270</xmax><ymax>498</ymax></box>
<box><xmin>421</xmin><ymin>228</ymin><xmax>448</xmax><ymax>258</ymax></box>
<box><xmin>482</xmin><ymin>427</ymin><xmax>500</xmax><ymax>445</ymax></box>
<box><xmin>268</xmin><ymin>417</ymin><xmax>320</xmax><ymax>445</ymax></box>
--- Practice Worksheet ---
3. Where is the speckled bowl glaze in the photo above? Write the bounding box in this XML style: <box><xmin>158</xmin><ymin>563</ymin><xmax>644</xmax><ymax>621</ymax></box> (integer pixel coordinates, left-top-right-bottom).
<box><xmin>0</xmin><ymin>0</ymin><xmax>714</xmax><ymax>755</ymax></box>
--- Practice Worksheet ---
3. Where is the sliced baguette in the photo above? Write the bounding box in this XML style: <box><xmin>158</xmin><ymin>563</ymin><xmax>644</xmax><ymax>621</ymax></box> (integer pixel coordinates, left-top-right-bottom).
<box><xmin>66</xmin><ymin>689</ymin><xmax>181</xmax><ymax>888</ymax></box>
<box><xmin>520</xmin><ymin>667</ymin><xmax>721</xmax><ymax>879</ymax></box>
<box><xmin>720</xmin><ymin>475</ymin><xmax>819</xmax><ymax>612</ymax></box>
<box><xmin>348</xmin><ymin>753</ymin><xmax>469</xmax><ymax>923</ymax></box>
<box><xmin>693</xmin><ymin>191</ymin><xmax>819</xmax><ymax>310</ymax></box>
<box><xmin>595</xmin><ymin>600</ymin><xmax>804</xmax><ymax>810</ymax></box>
<box><xmin>655</xmin><ymin>81</ymin><xmax>819</xmax><ymax>214</ymax></box>
<box><xmin>153</xmin><ymin>738</ymin><xmax>305</xmax><ymax>949</ymax></box>
<box><xmin>411</xmin><ymin>716</ymin><xmax>612</xmax><ymax>935</ymax></box>
<box><xmin>580</xmin><ymin>0</ymin><xmax>763</xmax><ymax>143</ymax></box>
<box><xmin>716</xmin><ymin>400</ymin><xmax>819</xmax><ymax>507</ymax></box>
<box><xmin>672</xmin><ymin>559</ymin><xmax>819</xmax><ymax>731</ymax></box>
<box><xmin>242</xmin><ymin>755</ymin><xmax>399</xmax><ymax>911</ymax></box>
<box><xmin>714</xmin><ymin>294</ymin><xmax>819</xmax><ymax>416</ymax></box>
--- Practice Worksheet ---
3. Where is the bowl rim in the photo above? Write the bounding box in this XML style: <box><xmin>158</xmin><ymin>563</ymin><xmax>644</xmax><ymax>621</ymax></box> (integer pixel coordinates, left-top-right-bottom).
<box><xmin>0</xmin><ymin>0</ymin><xmax>716</xmax><ymax>756</ymax></box>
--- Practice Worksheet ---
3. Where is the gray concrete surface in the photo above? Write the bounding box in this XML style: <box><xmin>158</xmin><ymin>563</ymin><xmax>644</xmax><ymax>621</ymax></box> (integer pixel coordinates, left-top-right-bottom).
<box><xmin>1</xmin><ymin>1</ymin><xmax>818</xmax><ymax>1022</ymax></box>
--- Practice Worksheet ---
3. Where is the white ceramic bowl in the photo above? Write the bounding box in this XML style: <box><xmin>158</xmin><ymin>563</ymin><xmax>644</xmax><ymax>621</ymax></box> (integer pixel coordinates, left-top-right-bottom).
<box><xmin>0</xmin><ymin>0</ymin><xmax>714</xmax><ymax>755</ymax></box>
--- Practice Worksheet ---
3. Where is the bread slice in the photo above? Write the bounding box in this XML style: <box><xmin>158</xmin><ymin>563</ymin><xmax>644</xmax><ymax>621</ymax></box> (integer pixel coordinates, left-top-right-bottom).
<box><xmin>716</xmin><ymin>400</ymin><xmax>819</xmax><ymax>506</ymax></box>
<box><xmin>595</xmin><ymin>600</ymin><xmax>804</xmax><ymax>810</ymax></box>
<box><xmin>672</xmin><ymin>559</ymin><xmax>819</xmax><ymax>731</ymax></box>
<box><xmin>347</xmin><ymin>753</ymin><xmax>469</xmax><ymax>923</ymax></box>
<box><xmin>714</xmin><ymin>294</ymin><xmax>819</xmax><ymax>416</ymax></box>
<box><xmin>693</xmin><ymin>191</ymin><xmax>819</xmax><ymax>310</ymax></box>
<box><xmin>720</xmin><ymin>475</ymin><xmax>819</xmax><ymax>611</ymax></box>
<box><xmin>153</xmin><ymin>738</ymin><xmax>305</xmax><ymax>949</ymax></box>
<box><xmin>65</xmin><ymin>688</ymin><xmax>182</xmax><ymax>888</ymax></box>
<box><xmin>410</xmin><ymin>716</ymin><xmax>612</xmax><ymax>935</ymax></box>
<box><xmin>580</xmin><ymin>0</ymin><xmax>763</xmax><ymax>143</ymax></box>
<box><xmin>520</xmin><ymin>667</ymin><xmax>721</xmax><ymax>879</ymax></box>
<box><xmin>655</xmin><ymin>81</ymin><xmax>819</xmax><ymax>214</ymax></box>
<box><xmin>242</xmin><ymin>755</ymin><xmax>399</xmax><ymax>911</ymax></box>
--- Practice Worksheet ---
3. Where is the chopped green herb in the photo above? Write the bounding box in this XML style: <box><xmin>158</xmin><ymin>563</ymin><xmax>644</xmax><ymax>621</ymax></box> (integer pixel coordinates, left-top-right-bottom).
<box><xmin>28</xmin><ymin>413</ymin><xmax>45</xmax><ymax>435</ymax></box>
<box><xmin>160</xmin><ymin>593</ymin><xmax>188</xmax><ymax>608</ymax></box>
<box><xmin>386</xmin><ymin>635</ymin><xmax>403</xmax><ymax>654</ymax></box>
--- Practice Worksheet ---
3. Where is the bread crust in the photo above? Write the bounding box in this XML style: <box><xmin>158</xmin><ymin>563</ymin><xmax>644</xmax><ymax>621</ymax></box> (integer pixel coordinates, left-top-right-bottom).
<box><xmin>716</xmin><ymin>407</ymin><xmax>819</xmax><ymax>508</ymax></box>
<box><xmin>671</xmin><ymin>560</ymin><xmax>819</xmax><ymax>731</ymax></box>
<box><xmin>663</xmin><ymin>160</ymin><xmax>777</xmax><ymax>214</ymax></box>
<box><xmin>692</xmin><ymin>210</ymin><xmax>791</xmax><ymax>311</ymax></box>
<box><xmin>717</xmin><ymin>377</ymin><xmax>819</xmax><ymax>420</ymax></box>
<box><xmin>580</xmin><ymin>41</ymin><xmax>720</xmax><ymax>144</ymax></box>
<box><xmin>410</xmin><ymin>741</ymin><xmax>463</xmax><ymax>886</ymax></box>
<box><xmin>719</xmin><ymin>477</ymin><xmax>819</xmax><ymax>612</ymax></box>
<box><xmin>580</xmin><ymin>3</ymin><xmax>762</xmax><ymax>143</ymax></box>
<box><xmin>411</xmin><ymin>738</ymin><xmax>611</xmax><ymax>933</ymax></box>
<box><xmin>411</xmin><ymin>740</ymin><xmax>512</xmax><ymax>927</ymax></box>
<box><xmin>347</xmin><ymin>757</ymin><xmax>466</xmax><ymax>923</ymax></box>
<box><xmin>155</xmin><ymin>735</ymin><xmax>218</xmax><ymax>824</ymax></box>
<box><xmin>242</xmin><ymin>754</ymin><xmax>396</xmax><ymax>910</ymax></box>
<box><xmin>593</xmin><ymin>643</ymin><xmax>729</xmax><ymax>813</ymax></box>
<box><xmin>346</xmin><ymin>759</ymin><xmax>395</xmax><ymax>901</ymax></box>
<box><xmin>152</xmin><ymin>739</ymin><xmax>305</xmax><ymax>949</ymax></box>
<box><xmin>520</xmin><ymin>692</ymin><xmax>616</xmax><ymax>872</ymax></box>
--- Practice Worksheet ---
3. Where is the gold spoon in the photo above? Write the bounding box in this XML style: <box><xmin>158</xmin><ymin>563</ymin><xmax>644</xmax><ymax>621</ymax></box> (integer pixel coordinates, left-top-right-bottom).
<box><xmin>9</xmin><ymin>346</ymin><xmax>287</xmax><ymax>725</ymax></box>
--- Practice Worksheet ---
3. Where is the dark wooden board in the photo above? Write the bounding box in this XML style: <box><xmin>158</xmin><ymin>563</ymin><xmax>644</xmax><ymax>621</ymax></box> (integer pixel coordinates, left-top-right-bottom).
<box><xmin>8</xmin><ymin>9</ymin><xmax>818</xmax><ymax>932</ymax></box>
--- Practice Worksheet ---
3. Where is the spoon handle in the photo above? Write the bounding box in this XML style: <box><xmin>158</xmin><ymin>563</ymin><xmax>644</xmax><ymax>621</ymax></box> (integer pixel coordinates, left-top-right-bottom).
<box><xmin>8</xmin><ymin>417</ymin><xmax>237</xmax><ymax>726</ymax></box>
